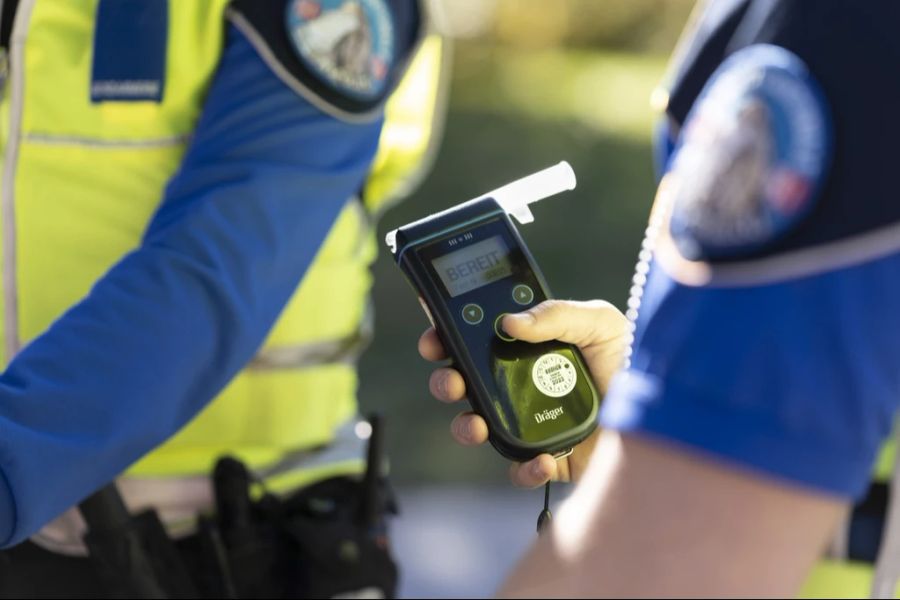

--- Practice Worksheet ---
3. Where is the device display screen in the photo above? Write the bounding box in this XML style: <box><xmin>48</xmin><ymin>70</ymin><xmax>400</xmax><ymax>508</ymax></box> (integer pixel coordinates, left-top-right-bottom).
<box><xmin>431</xmin><ymin>235</ymin><xmax>514</xmax><ymax>297</ymax></box>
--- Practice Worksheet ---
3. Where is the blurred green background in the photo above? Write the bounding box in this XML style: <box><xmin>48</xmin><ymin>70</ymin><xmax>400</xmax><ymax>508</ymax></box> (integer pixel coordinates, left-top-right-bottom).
<box><xmin>359</xmin><ymin>0</ymin><xmax>694</xmax><ymax>484</ymax></box>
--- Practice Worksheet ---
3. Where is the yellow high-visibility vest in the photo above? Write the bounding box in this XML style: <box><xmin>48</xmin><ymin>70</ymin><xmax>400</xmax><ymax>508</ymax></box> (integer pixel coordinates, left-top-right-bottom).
<box><xmin>0</xmin><ymin>0</ymin><xmax>447</xmax><ymax>491</ymax></box>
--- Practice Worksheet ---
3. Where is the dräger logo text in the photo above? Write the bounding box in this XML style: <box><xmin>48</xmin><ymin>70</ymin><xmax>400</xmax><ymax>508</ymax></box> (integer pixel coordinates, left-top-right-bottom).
<box><xmin>534</xmin><ymin>407</ymin><xmax>564</xmax><ymax>424</ymax></box>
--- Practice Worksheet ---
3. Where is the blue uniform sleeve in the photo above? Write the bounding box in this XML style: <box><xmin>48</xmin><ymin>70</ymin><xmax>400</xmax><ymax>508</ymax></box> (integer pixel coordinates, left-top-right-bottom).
<box><xmin>0</xmin><ymin>24</ymin><xmax>384</xmax><ymax>547</ymax></box>
<box><xmin>602</xmin><ymin>41</ymin><xmax>900</xmax><ymax>499</ymax></box>
<box><xmin>602</xmin><ymin>254</ymin><xmax>900</xmax><ymax>498</ymax></box>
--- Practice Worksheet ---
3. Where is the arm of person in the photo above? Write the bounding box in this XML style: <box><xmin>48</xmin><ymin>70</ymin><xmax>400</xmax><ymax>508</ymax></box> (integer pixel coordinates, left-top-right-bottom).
<box><xmin>0</xmin><ymin>20</ymin><xmax>398</xmax><ymax>547</ymax></box>
<box><xmin>423</xmin><ymin>39</ymin><xmax>900</xmax><ymax>596</ymax></box>
<box><xmin>422</xmin><ymin>299</ymin><xmax>848</xmax><ymax>597</ymax></box>
<box><xmin>419</xmin><ymin>300</ymin><xmax>629</xmax><ymax>485</ymax></box>
<box><xmin>502</xmin><ymin>44</ymin><xmax>898</xmax><ymax>598</ymax></box>
<box><xmin>500</xmin><ymin>433</ymin><xmax>845</xmax><ymax>597</ymax></box>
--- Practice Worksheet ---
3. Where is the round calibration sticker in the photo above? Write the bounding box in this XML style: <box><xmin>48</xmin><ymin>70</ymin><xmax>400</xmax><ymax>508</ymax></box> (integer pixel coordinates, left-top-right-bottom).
<box><xmin>532</xmin><ymin>353</ymin><xmax>577</xmax><ymax>398</ymax></box>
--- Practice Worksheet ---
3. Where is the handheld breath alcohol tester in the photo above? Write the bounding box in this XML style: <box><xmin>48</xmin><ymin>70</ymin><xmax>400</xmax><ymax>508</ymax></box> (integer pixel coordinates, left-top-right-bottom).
<box><xmin>386</xmin><ymin>162</ymin><xmax>599</xmax><ymax>464</ymax></box>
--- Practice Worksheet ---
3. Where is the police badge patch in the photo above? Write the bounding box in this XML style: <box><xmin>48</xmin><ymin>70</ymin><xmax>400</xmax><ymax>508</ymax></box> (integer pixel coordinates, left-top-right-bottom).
<box><xmin>667</xmin><ymin>45</ymin><xmax>832</xmax><ymax>261</ymax></box>
<box><xmin>227</xmin><ymin>0</ymin><xmax>421</xmax><ymax>122</ymax></box>
<box><xmin>286</xmin><ymin>0</ymin><xmax>395</xmax><ymax>101</ymax></box>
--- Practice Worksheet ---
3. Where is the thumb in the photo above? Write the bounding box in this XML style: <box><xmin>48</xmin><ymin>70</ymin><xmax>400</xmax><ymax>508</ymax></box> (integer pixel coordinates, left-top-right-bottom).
<box><xmin>501</xmin><ymin>300</ymin><xmax>626</xmax><ymax>348</ymax></box>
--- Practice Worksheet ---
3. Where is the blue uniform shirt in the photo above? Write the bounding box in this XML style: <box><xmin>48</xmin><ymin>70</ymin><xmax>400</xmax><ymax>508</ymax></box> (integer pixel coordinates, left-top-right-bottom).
<box><xmin>601</xmin><ymin>0</ymin><xmax>900</xmax><ymax>499</ymax></box>
<box><xmin>0</xmin><ymin>24</ymin><xmax>386</xmax><ymax>547</ymax></box>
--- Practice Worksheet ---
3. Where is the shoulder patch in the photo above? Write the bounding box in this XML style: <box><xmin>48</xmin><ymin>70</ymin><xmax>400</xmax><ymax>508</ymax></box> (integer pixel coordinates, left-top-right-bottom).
<box><xmin>286</xmin><ymin>0</ymin><xmax>394</xmax><ymax>101</ymax></box>
<box><xmin>667</xmin><ymin>44</ymin><xmax>832</xmax><ymax>261</ymax></box>
<box><xmin>227</xmin><ymin>0</ymin><xmax>424</xmax><ymax>123</ymax></box>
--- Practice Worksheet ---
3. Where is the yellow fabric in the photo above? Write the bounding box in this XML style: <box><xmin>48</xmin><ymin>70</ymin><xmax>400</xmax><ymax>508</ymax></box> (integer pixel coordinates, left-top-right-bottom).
<box><xmin>874</xmin><ymin>438</ymin><xmax>897</xmax><ymax>483</ymax></box>
<box><xmin>22</xmin><ymin>0</ymin><xmax>221</xmax><ymax>141</ymax></box>
<box><xmin>2</xmin><ymin>0</ymin><xmax>443</xmax><ymax>479</ymax></box>
<box><xmin>800</xmin><ymin>560</ymin><xmax>898</xmax><ymax>599</ymax></box>
<box><xmin>364</xmin><ymin>34</ymin><xmax>446</xmax><ymax>214</ymax></box>
<box><xmin>131</xmin><ymin>364</ymin><xmax>360</xmax><ymax>476</ymax></box>
<box><xmin>263</xmin><ymin>204</ymin><xmax>375</xmax><ymax>348</ymax></box>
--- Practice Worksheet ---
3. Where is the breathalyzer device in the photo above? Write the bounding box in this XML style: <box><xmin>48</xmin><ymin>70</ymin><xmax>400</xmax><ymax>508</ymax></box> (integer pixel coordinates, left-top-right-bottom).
<box><xmin>386</xmin><ymin>162</ymin><xmax>599</xmax><ymax>462</ymax></box>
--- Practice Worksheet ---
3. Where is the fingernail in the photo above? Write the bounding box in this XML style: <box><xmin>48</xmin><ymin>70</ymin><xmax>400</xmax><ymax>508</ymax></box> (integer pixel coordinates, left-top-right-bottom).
<box><xmin>437</xmin><ymin>373</ymin><xmax>448</xmax><ymax>396</ymax></box>
<box><xmin>531</xmin><ymin>460</ymin><xmax>547</xmax><ymax>480</ymax></box>
<box><xmin>461</xmin><ymin>419</ymin><xmax>474</xmax><ymax>440</ymax></box>
<box><xmin>508</xmin><ymin>312</ymin><xmax>535</xmax><ymax>326</ymax></box>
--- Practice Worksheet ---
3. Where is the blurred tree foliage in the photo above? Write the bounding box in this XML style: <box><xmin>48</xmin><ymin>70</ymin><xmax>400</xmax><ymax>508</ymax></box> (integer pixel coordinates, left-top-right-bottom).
<box><xmin>491</xmin><ymin>0</ymin><xmax>694</xmax><ymax>52</ymax></box>
<box><xmin>358</xmin><ymin>1</ymin><xmax>693</xmax><ymax>485</ymax></box>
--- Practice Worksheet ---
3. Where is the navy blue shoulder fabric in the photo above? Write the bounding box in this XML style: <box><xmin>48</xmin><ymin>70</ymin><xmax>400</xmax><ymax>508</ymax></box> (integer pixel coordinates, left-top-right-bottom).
<box><xmin>665</xmin><ymin>0</ymin><xmax>752</xmax><ymax>126</ymax></box>
<box><xmin>667</xmin><ymin>45</ymin><xmax>832</xmax><ymax>261</ymax></box>
<box><xmin>664</xmin><ymin>0</ymin><xmax>900</xmax><ymax>257</ymax></box>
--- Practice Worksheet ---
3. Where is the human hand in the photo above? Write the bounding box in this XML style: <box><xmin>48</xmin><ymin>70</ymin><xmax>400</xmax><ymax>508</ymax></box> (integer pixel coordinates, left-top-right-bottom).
<box><xmin>418</xmin><ymin>299</ymin><xmax>629</xmax><ymax>487</ymax></box>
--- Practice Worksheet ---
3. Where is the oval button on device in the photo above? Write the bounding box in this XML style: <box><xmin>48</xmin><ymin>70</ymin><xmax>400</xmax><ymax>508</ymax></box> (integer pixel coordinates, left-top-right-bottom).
<box><xmin>494</xmin><ymin>313</ymin><xmax>515</xmax><ymax>341</ymax></box>
<box><xmin>512</xmin><ymin>284</ymin><xmax>534</xmax><ymax>305</ymax></box>
<box><xmin>461</xmin><ymin>303</ymin><xmax>484</xmax><ymax>325</ymax></box>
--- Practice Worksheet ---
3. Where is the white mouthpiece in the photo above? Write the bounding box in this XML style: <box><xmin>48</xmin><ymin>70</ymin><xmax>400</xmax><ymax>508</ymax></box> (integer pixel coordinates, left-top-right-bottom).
<box><xmin>481</xmin><ymin>161</ymin><xmax>576</xmax><ymax>224</ymax></box>
<box><xmin>385</xmin><ymin>161</ymin><xmax>577</xmax><ymax>253</ymax></box>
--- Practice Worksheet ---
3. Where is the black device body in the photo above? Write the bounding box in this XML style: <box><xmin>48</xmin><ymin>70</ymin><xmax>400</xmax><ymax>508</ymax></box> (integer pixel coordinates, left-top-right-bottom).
<box><xmin>391</xmin><ymin>197</ymin><xmax>599</xmax><ymax>461</ymax></box>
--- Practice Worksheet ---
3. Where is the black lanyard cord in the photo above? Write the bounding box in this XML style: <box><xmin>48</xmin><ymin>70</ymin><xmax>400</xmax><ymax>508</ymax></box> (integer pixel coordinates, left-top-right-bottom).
<box><xmin>537</xmin><ymin>481</ymin><xmax>552</xmax><ymax>534</ymax></box>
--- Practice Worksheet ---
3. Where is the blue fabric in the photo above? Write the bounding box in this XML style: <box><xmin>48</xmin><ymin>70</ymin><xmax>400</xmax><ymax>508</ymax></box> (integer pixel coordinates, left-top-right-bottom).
<box><xmin>605</xmin><ymin>0</ymin><xmax>900</xmax><ymax>501</ymax></box>
<box><xmin>0</xmin><ymin>24</ymin><xmax>383</xmax><ymax>547</ymax></box>
<box><xmin>652</xmin><ymin>117</ymin><xmax>675</xmax><ymax>182</ymax></box>
<box><xmin>601</xmin><ymin>251</ymin><xmax>900</xmax><ymax>498</ymax></box>
<box><xmin>91</xmin><ymin>0</ymin><xmax>168</xmax><ymax>102</ymax></box>
<box><xmin>666</xmin><ymin>0</ymin><xmax>900</xmax><ymax>254</ymax></box>
<box><xmin>666</xmin><ymin>45</ymin><xmax>832</xmax><ymax>262</ymax></box>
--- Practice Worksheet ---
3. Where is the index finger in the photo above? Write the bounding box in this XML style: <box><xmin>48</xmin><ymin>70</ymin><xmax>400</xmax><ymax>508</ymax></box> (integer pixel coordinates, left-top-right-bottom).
<box><xmin>418</xmin><ymin>327</ymin><xmax>448</xmax><ymax>362</ymax></box>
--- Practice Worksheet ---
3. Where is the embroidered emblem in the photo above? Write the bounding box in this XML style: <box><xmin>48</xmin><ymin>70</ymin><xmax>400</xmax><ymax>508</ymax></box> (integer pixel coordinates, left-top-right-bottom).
<box><xmin>286</xmin><ymin>0</ymin><xmax>395</xmax><ymax>100</ymax></box>
<box><xmin>668</xmin><ymin>45</ymin><xmax>831</xmax><ymax>260</ymax></box>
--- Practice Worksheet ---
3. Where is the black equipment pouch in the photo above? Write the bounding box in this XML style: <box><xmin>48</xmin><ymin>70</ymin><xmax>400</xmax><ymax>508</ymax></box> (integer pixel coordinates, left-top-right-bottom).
<box><xmin>80</xmin><ymin>485</ymin><xmax>198</xmax><ymax>599</ymax></box>
<box><xmin>72</xmin><ymin>414</ymin><xmax>397</xmax><ymax>599</ymax></box>
<box><xmin>278</xmin><ymin>474</ymin><xmax>399</xmax><ymax>599</ymax></box>
<box><xmin>212</xmin><ymin>457</ymin><xmax>399</xmax><ymax>599</ymax></box>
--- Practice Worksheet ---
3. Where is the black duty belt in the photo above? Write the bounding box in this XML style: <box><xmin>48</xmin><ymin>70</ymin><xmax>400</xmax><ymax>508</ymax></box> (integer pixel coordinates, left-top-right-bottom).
<box><xmin>0</xmin><ymin>415</ymin><xmax>399</xmax><ymax>599</ymax></box>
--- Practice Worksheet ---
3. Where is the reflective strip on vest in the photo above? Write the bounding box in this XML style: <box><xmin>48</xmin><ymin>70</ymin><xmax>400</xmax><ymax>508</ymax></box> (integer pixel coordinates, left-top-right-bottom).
<box><xmin>0</xmin><ymin>0</ymin><xmax>445</xmax><ymax>482</ymax></box>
